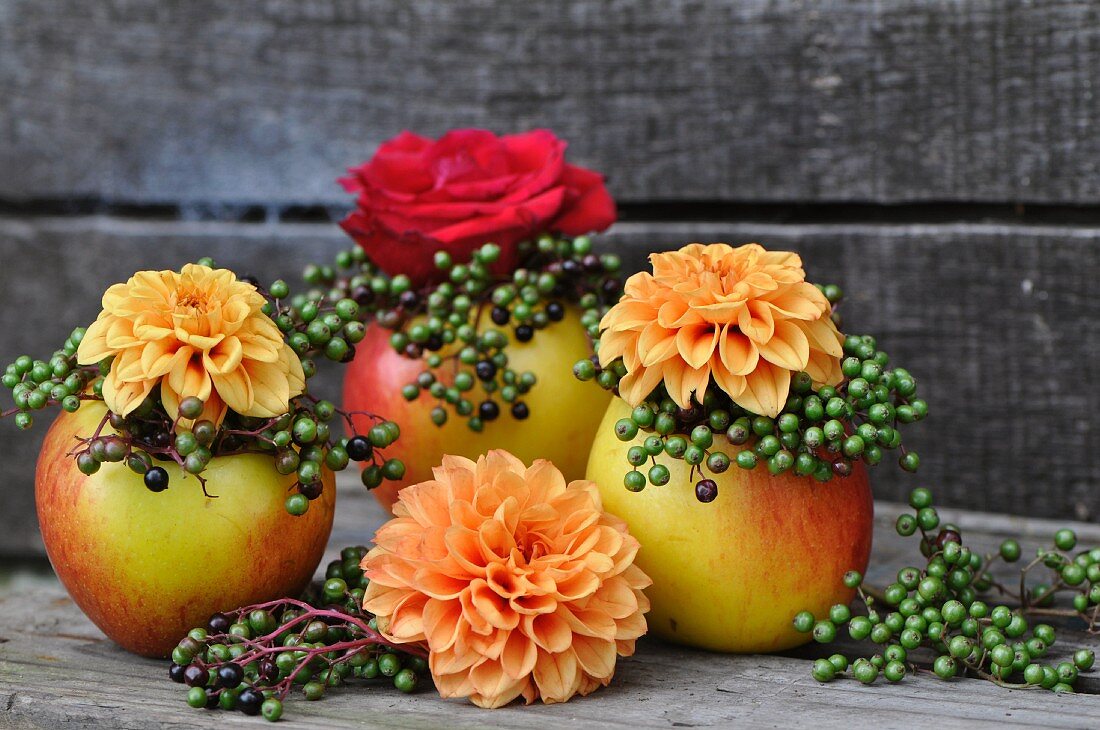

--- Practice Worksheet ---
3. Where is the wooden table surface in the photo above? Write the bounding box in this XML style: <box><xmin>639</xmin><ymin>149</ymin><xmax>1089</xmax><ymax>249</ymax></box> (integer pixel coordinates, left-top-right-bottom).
<box><xmin>3</xmin><ymin>481</ymin><xmax>1100</xmax><ymax>729</ymax></box>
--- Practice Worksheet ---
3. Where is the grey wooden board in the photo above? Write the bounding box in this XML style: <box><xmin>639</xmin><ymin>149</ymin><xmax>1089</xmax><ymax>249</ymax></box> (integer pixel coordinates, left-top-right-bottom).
<box><xmin>3</xmin><ymin>491</ymin><xmax>1100</xmax><ymax>729</ymax></box>
<box><xmin>3</xmin><ymin>0</ymin><xmax>1100</xmax><ymax>205</ymax></box>
<box><xmin>2</xmin><ymin>217</ymin><xmax>1100</xmax><ymax>557</ymax></box>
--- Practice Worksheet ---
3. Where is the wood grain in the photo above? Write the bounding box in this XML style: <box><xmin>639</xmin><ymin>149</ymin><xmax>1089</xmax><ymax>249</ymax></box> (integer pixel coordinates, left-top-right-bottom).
<box><xmin>2</xmin><ymin>492</ymin><xmax>1099</xmax><ymax>728</ymax></box>
<box><xmin>3</xmin><ymin>0</ymin><xmax>1100</xmax><ymax>205</ymax></box>
<box><xmin>2</xmin><ymin>217</ymin><xmax>1099</xmax><ymax>556</ymax></box>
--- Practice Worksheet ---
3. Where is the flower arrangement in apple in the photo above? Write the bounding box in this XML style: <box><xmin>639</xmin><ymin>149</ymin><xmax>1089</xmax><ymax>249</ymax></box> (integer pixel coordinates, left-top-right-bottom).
<box><xmin>0</xmin><ymin>259</ymin><xmax>406</xmax><ymax>657</ymax></box>
<box><xmin>295</xmin><ymin>128</ymin><xmax>623</xmax><ymax>504</ymax></box>
<box><xmin>1</xmin><ymin>259</ymin><xmax>404</xmax><ymax>514</ymax></box>
<box><xmin>578</xmin><ymin>242</ymin><xmax>928</xmax><ymax>501</ymax></box>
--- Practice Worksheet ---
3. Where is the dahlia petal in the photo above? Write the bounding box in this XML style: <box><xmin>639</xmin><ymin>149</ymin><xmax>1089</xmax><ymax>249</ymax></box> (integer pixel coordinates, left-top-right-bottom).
<box><xmin>737</xmin><ymin>299</ymin><xmax>775</xmax><ymax>343</ymax></box>
<box><xmin>757</xmin><ymin>319</ymin><xmax>810</xmax><ymax>372</ymax></box>
<box><xmin>500</xmin><ymin>630</ymin><xmax>539</xmax><ymax>680</ymax></box>
<box><xmin>388</xmin><ymin>591</ymin><xmax>429</xmax><ymax>641</ymax></box>
<box><xmin>763</xmin><ymin>282</ymin><xmax>830</xmax><ymax>319</ymax></box>
<box><xmin>525</xmin><ymin>612</ymin><xmax>574</xmax><ymax>653</ymax></box>
<box><xmin>75</xmin><ymin>315</ymin><xmax>116</xmax><ymax>365</ymax></box>
<box><xmin>470</xmin><ymin>579</ymin><xmax>519</xmax><ymax>630</ymax></box>
<box><xmin>210</xmin><ymin>365</ymin><xmax>254</xmax><ymax>415</ymax></box>
<box><xmin>718</xmin><ymin>325</ymin><xmax>759</xmax><ymax>376</ymax></box>
<box><xmin>675</xmin><ymin>322</ymin><xmax>718</xmax><ymax>369</ymax></box>
<box><xmin>571</xmin><ymin>634</ymin><xmax>616</xmax><ymax>679</ymax></box>
<box><xmin>734</xmin><ymin>360</ymin><xmax>791</xmax><ymax>418</ymax></box>
<box><xmin>421</xmin><ymin>598</ymin><xmax>463</xmax><ymax>652</ymax></box>
<box><xmin>101</xmin><ymin>373</ymin><xmax>154</xmax><ymax>417</ymax></box>
<box><xmin>532</xmin><ymin>650</ymin><xmax>579</xmax><ymax>704</ymax></box>
<box><xmin>203</xmin><ymin>336</ymin><xmax>244</xmax><ymax>375</ymax></box>
<box><xmin>801</xmin><ymin>316</ymin><xmax>845</xmax><ymax>358</ymax></box>
<box><xmin>613</xmin><ymin>362</ymin><xmax>660</xmax><ymax>407</ymax></box>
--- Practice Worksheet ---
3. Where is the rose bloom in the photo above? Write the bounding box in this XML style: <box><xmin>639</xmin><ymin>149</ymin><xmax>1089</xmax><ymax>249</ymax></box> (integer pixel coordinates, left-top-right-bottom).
<box><xmin>339</xmin><ymin>129</ymin><xmax>617</xmax><ymax>285</ymax></box>
<box><xmin>77</xmin><ymin>264</ymin><xmax>305</xmax><ymax>427</ymax></box>
<box><xmin>598</xmin><ymin>243</ymin><xmax>844</xmax><ymax>418</ymax></box>
<box><xmin>361</xmin><ymin>450</ymin><xmax>651</xmax><ymax>708</ymax></box>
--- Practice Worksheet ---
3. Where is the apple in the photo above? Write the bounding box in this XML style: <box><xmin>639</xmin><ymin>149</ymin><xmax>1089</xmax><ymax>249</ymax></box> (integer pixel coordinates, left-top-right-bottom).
<box><xmin>35</xmin><ymin>402</ymin><xmax>335</xmax><ymax>657</ymax></box>
<box><xmin>344</xmin><ymin>309</ymin><xmax>610</xmax><ymax>510</ymax></box>
<box><xmin>586</xmin><ymin>398</ymin><xmax>873</xmax><ymax>653</ymax></box>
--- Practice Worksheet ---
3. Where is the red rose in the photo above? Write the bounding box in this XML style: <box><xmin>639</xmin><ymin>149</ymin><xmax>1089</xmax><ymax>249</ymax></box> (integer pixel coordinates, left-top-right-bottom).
<box><xmin>338</xmin><ymin>129</ymin><xmax>617</xmax><ymax>285</ymax></box>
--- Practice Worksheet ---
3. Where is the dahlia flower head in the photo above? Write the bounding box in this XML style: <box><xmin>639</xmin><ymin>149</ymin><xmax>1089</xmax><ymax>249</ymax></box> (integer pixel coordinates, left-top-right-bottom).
<box><xmin>76</xmin><ymin>264</ymin><xmax>305</xmax><ymax>428</ymax></box>
<box><xmin>598</xmin><ymin>242</ymin><xmax>845</xmax><ymax>418</ymax></box>
<box><xmin>361</xmin><ymin>450</ymin><xmax>652</xmax><ymax>708</ymax></box>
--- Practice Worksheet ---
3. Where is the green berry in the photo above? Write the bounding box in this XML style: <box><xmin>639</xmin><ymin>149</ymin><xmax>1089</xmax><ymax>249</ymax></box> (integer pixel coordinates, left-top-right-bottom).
<box><xmin>793</xmin><ymin>611</ymin><xmax>815</xmax><ymax>633</ymax></box>
<box><xmin>1054</xmin><ymin>529</ymin><xmax>1078</xmax><ymax>551</ymax></box>
<box><xmin>812</xmin><ymin>620</ymin><xmax>837</xmax><ymax>643</ymax></box>
<box><xmin>261</xmin><ymin>698</ymin><xmax>283</xmax><ymax>721</ymax></box>
<box><xmin>933</xmin><ymin>655</ymin><xmax>957</xmax><ymax>679</ymax></box>
<box><xmin>811</xmin><ymin>658</ymin><xmax>836</xmax><ymax>682</ymax></box>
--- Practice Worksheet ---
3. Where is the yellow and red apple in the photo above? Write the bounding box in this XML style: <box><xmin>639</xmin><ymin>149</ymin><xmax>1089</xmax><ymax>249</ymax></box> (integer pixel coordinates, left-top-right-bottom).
<box><xmin>344</xmin><ymin>309</ymin><xmax>609</xmax><ymax>511</ymax></box>
<box><xmin>35</xmin><ymin>403</ymin><xmax>335</xmax><ymax>657</ymax></box>
<box><xmin>587</xmin><ymin>398</ymin><xmax>873</xmax><ymax>653</ymax></box>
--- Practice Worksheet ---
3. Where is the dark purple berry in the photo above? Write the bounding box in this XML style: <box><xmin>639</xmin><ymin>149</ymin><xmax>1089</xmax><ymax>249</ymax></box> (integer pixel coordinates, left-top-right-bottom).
<box><xmin>399</xmin><ymin>290</ymin><xmax>419</xmax><ymax>308</ymax></box>
<box><xmin>475</xmin><ymin>360</ymin><xmax>496</xmax><ymax>381</ymax></box>
<box><xmin>298</xmin><ymin>480</ymin><xmax>323</xmax><ymax>500</ymax></box>
<box><xmin>425</xmin><ymin>334</ymin><xmax>443</xmax><ymax>352</ymax></box>
<box><xmin>346</xmin><ymin>436</ymin><xmax>372</xmax><ymax>461</ymax></box>
<box><xmin>351</xmin><ymin>285</ymin><xmax>373</xmax><ymax>305</ymax></box>
<box><xmin>936</xmin><ymin>529</ymin><xmax>962</xmax><ymax>548</ymax></box>
<box><xmin>169</xmin><ymin>663</ymin><xmax>186</xmax><ymax>683</ymax></box>
<box><xmin>695</xmin><ymin>479</ymin><xmax>719</xmax><ymax>503</ymax></box>
<box><xmin>511</xmin><ymin>402</ymin><xmax>529</xmax><ymax>420</ymax></box>
<box><xmin>237</xmin><ymin>688</ymin><xmax>263</xmax><ymax>716</ymax></box>
<box><xmin>546</xmin><ymin>302</ymin><xmax>565</xmax><ymax>321</ymax></box>
<box><xmin>514</xmin><ymin>325</ymin><xmax>534</xmax><ymax>342</ymax></box>
<box><xmin>259</xmin><ymin>659</ymin><xmax>278</xmax><ymax>681</ymax></box>
<box><xmin>562</xmin><ymin>259</ymin><xmax>580</xmax><ymax>275</ymax></box>
<box><xmin>216</xmin><ymin>662</ymin><xmax>244</xmax><ymax>689</ymax></box>
<box><xmin>491</xmin><ymin>306</ymin><xmax>510</xmax><ymax>325</ymax></box>
<box><xmin>183</xmin><ymin>664</ymin><xmax>209</xmax><ymax>687</ymax></box>
<box><xmin>143</xmin><ymin>466</ymin><xmax>169</xmax><ymax>492</ymax></box>
<box><xmin>207</xmin><ymin>612</ymin><xmax>231</xmax><ymax>634</ymax></box>
<box><xmin>479</xmin><ymin>401</ymin><xmax>500</xmax><ymax>421</ymax></box>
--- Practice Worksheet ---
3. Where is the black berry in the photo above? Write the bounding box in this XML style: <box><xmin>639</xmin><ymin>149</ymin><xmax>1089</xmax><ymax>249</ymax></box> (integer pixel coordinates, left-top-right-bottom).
<box><xmin>144</xmin><ymin>466</ymin><xmax>169</xmax><ymax>492</ymax></box>
<box><xmin>346</xmin><ymin>436</ymin><xmax>372</xmax><ymax>461</ymax></box>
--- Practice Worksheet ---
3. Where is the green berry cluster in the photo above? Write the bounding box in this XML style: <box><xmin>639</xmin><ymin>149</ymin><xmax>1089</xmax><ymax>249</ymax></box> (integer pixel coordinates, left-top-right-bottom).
<box><xmin>1</xmin><ymin>258</ymin><xmax>404</xmax><ymax>515</ymax></box>
<box><xmin>577</xmin><ymin>286</ymin><xmax>927</xmax><ymax>502</ymax></box>
<box><xmin>305</xmin><ymin>235</ymin><xmax>623</xmax><ymax>431</ymax></box>
<box><xmin>794</xmin><ymin>489</ymin><xmax>1097</xmax><ymax>693</ymax></box>
<box><xmin>170</xmin><ymin>545</ymin><xmax>427</xmax><ymax>720</ymax></box>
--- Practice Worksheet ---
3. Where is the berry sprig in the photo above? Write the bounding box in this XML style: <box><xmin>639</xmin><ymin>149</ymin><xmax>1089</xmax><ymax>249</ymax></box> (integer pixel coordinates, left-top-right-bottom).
<box><xmin>578</xmin><ymin>285</ymin><xmax>928</xmax><ymax>503</ymax></box>
<box><xmin>794</xmin><ymin>489</ymin><xmax>1098</xmax><ymax>692</ymax></box>
<box><xmin>168</xmin><ymin>545</ymin><xmax>428</xmax><ymax>721</ymax></box>
<box><xmin>302</xmin><ymin>235</ymin><xmax>623</xmax><ymax>431</ymax></box>
<box><xmin>0</xmin><ymin>258</ymin><xmax>406</xmax><ymax>514</ymax></box>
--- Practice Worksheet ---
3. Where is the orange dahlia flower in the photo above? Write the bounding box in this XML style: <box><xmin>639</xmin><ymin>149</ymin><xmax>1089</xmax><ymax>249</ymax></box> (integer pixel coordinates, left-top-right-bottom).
<box><xmin>361</xmin><ymin>450</ymin><xmax>652</xmax><ymax>708</ymax></box>
<box><xmin>598</xmin><ymin>243</ymin><xmax>844</xmax><ymax>418</ymax></box>
<box><xmin>76</xmin><ymin>264</ymin><xmax>305</xmax><ymax>427</ymax></box>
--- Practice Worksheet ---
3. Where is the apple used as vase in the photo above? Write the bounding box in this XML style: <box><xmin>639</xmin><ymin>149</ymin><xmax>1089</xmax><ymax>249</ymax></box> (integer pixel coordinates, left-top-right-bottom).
<box><xmin>35</xmin><ymin>403</ymin><xmax>336</xmax><ymax>657</ymax></box>
<box><xmin>344</xmin><ymin>309</ymin><xmax>610</xmax><ymax>511</ymax></box>
<box><xmin>586</xmin><ymin>397</ymin><xmax>873</xmax><ymax>653</ymax></box>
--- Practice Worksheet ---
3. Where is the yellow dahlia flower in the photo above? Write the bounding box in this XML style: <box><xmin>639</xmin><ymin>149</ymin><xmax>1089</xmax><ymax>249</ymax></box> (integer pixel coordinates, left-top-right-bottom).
<box><xmin>598</xmin><ymin>243</ymin><xmax>844</xmax><ymax>418</ymax></box>
<box><xmin>76</xmin><ymin>264</ymin><xmax>305</xmax><ymax>427</ymax></box>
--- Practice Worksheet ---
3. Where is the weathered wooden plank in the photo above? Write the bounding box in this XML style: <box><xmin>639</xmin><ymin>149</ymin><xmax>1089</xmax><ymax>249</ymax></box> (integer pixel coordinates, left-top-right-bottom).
<box><xmin>3</xmin><ymin>503</ymin><xmax>1099</xmax><ymax>729</ymax></box>
<box><xmin>3</xmin><ymin>0</ymin><xmax>1100</xmax><ymax>205</ymax></box>
<box><xmin>2</xmin><ymin>216</ymin><xmax>1099</xmax><ymax>557</ymax></box>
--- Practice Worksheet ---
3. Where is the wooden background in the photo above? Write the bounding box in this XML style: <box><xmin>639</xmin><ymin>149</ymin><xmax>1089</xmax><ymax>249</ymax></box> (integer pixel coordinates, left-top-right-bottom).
<box><xmin>2</xmin><ymin>0</ymin><xmax>1099</xmax><ymax>557</ymax></box>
